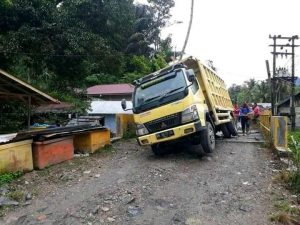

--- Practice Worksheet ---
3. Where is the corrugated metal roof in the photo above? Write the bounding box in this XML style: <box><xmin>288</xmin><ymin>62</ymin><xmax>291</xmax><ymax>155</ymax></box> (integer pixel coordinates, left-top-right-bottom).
<box><xmin>35</xmin><ymin>102</ymin><xmax>74</xmax><ymax>113</ymax></box>
<box><xmin>0</xmin><ymin>69</ymin><xmax>59</xmax><ymax>105</ymax></box>
<box><xmin>87</xmin><ymin>83</ymin><xmax>134</xmax><ymax>95</ymax></box>
<box><xmin>88</xmin><ymin>101</ymin><xmax>133</xmax><ymax>114</ymax></box>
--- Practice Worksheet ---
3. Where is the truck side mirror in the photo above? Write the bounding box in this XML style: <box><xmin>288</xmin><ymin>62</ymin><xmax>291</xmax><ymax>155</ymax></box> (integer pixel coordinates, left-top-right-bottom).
<box><xmin>121</xmin><ymin>99</ymin><xmax>127</xmax><ymax>110</ymax></box>
<box><xmin>187</xmin><ymin>69</ymin><xmax>195</xmax><ymax>83</ymax></box>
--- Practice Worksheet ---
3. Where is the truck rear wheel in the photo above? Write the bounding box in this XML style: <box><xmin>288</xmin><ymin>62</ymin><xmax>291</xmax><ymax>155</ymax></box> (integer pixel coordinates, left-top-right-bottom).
<box><xmin>220</xmin><ymin>124</ymin><xmax>231</xmax><ymax>138</ymax></box>
<box><xmin>200</xmin><ymin>122</ymin><xmax>215</xmax><ymax>153</ymax></box>
<box><xmin>226</xmin><ymin>121</ymin><xmax>238</xmax><ymax>136</ymax></box>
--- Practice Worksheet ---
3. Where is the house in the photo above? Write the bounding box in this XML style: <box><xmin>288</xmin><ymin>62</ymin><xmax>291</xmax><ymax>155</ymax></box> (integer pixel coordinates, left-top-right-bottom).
<box><xmin>87</xmin><ymin>83</ymin><xmax>134</xmax><ymax>101</ymax></box>
<box><xmin>88</xmin><ymin>101</ymin><xmax>134</xmax><ymax>137</ymax></box>
<box><xmin>257</xmin><ymin>103</ymin><xmax>271</xmax><ymax>110</ymax></box>
<box><xmin>276</xmin><ymin>92</ymin><xmax>300</xmax><ymax>126</ymax></box>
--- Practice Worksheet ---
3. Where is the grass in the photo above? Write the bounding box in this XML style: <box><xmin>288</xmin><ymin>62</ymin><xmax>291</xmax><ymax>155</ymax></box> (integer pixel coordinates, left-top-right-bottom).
<box><xmin>8</xmin><ymin>190</ymin><xmax>24</xmax><ymax>202</ymax></box>
<box><xmin>270</xmin><ymin>199</ymin><xmax>300</xmax><ymax>225</ymax></box>
<box><xmin>288</xmin><ymin>129</ymin><xmax>300</xmax><ymax>194</ymax></box>
<box><xmin>273</xmin><ymin>170</ymin><xmax>292</xmax><ymax>184</ymax></box>
<box><xmin>0</xmin><ymin>171</ymin><xmax>23</xmax><ymax>185</ymax></box>
<box><xmin>122</xmin><ymin>123</ymin><xmax>136</xmax><ymax>140</ymax></box>
<box><xmin>269</xmin><ymin>129</ymin><xmax>300</xmax><ymax>224</ymax></box>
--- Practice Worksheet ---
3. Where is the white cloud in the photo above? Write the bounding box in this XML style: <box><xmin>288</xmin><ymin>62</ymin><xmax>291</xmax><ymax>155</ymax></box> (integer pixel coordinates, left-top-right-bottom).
<box><xmin>158</xmin><ymin>0</ymin><xmax>300</xmax><ymax>86</ymax></box>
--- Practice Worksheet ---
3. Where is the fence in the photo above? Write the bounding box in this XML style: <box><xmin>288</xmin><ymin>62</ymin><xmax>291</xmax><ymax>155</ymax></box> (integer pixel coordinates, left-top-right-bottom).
<box><xmin>259</xmin><ymin>110</ymin><xmax>272</xmax><ymax>141</ymax></box>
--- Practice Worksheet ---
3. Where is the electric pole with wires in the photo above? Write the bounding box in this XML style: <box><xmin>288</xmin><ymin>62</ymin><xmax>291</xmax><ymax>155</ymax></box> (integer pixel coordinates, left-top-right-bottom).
<box><xmin>269</xmin><ymin>35</ymin><xmax>299</xmax><ymax>131</ymax></box>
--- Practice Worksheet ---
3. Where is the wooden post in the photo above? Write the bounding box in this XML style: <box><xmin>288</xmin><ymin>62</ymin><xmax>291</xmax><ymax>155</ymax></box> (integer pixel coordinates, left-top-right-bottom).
<box><xmin>27</xmin><ymin>96</ymin><xmax>31</xmax><ymax>130</ymax></box>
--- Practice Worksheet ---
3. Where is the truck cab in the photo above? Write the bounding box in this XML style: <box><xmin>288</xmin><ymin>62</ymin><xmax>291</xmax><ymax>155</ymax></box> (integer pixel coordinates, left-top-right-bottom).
<box><xmin>122</xmin><ymin>57</ymin><xmax>236</xmax><ymax>155</ymax></box>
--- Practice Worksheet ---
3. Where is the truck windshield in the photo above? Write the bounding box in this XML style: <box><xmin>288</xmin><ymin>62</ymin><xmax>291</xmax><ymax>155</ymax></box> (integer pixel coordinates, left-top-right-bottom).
<box><xmin>134</xmin><ymin>70</ymin><xmax>187</xmax><ymax>112</ymax></box>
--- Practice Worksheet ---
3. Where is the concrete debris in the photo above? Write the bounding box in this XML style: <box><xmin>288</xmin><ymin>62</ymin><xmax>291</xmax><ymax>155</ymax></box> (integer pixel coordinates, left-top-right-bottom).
<box><xmin>92</xmin><ymin>205</ymin><xmax>100</xmax><ymax>214</ymax></box>
<box><xmin>0</xmin><ymin>196</ymin><xmax>19</xmax><ymax>207</ymax></box>
<box><xmin>83</xmin><ymin>170</ymin><xmax>91</xmax><ymax>174</ymax></box>
<box><xmin>25</xmin><ymin>192</ymin><xmax>32</xmax><ymax>201</ymax></box>
<box><xmin>74</xmin><ymin>153</ymin><xmax>90</xmax><ymax>158</ymax></box>
<box><xmin>0</xmin><ymin>187</ymin><xmax>9</xmax><ymax>195</ymax></box>
<box><xmin>101</xmin><ymin>207</ymin><xmax>110</xmax><ymax>212</ymax></box>
<box><xmin>107</xmin><ymin>217</ymin><xmax>115</xmax><ymax>222</ymax></box>
<box><xmin>127</xmin><ymin>206</ymin><xmax>141</xmax><ymax>217</ymax></box>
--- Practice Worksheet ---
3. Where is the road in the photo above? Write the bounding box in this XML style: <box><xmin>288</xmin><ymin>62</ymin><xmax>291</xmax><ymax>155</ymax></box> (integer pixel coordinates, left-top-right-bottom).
<box><xmin>1</xmin><ymin>135</ymin><xmax>276</xmax><ymax>225</ymax></box>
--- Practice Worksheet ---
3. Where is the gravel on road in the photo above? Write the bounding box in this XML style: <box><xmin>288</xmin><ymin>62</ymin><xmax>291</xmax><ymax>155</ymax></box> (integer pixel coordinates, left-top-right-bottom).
<box><xmin>1</xmin><ymin>138</ymin><xmax>277</xmax><ymax>225</ymax></box>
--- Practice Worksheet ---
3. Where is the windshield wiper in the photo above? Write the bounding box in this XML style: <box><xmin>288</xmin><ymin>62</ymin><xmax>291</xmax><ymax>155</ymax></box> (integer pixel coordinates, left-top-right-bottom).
<box><xmin>144</xmin><ymin>94</ymin><xmax>163</xmax><ymax>103</ymax></box>
<box><xmin>159</xmin><ymin>86</ymin><xmax>185</xmax><ymax>101</ymax></box>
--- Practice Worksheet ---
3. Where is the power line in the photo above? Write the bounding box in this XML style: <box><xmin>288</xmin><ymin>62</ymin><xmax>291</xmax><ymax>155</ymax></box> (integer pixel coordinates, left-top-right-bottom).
<box><xmin>269</xmin><ymin>34</ymin><xmax>299</xmax><ymax>131</ymax></box>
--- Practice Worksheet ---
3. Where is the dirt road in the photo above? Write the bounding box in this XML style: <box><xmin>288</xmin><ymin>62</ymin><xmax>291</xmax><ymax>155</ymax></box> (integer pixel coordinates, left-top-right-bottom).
<box><xmin>1</xmin><ymin>136</ymin><xmax>276</xmax><ymax>225</ymax></box>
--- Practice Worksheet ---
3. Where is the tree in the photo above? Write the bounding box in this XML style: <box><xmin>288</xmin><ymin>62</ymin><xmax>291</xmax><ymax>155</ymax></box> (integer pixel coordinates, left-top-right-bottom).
<box><xmin>0</xmin><ymin>0</ymin><xmax>174</xmax><ymax>114</ymax></box>
<box><xmin>228</xmin><ymin>79</ymin><xmax>271</xmax><ymax>104</ymax></box>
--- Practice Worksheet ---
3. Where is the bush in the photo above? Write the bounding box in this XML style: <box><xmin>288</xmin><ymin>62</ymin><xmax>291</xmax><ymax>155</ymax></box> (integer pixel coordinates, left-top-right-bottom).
<box><xmin>288</xmin><ymin>129</ymin><xmax>300</xmax><ymax>194</ymax></box>
<box><xmin>0</xmin><ymin>171</ymin><xmax>23</xmax><ymax>185</ymax></box>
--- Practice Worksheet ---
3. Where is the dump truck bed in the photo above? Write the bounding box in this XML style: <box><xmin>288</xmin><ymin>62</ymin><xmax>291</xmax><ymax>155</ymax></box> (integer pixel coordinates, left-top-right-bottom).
<box><xmin>183</xmin><ymin>57</ymin><xmax>233</xmax><ymax>125</ymax></box>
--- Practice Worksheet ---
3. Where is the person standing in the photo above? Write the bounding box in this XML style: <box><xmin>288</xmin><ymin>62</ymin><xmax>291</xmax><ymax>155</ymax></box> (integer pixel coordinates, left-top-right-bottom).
<box><xmin>252</xmin><ymin>103</ymin><xmax>260</xmax><ymax>124</ymax></box>
<box><xmin>239</xmin><ymin>102</ymin><xmax>251</xmax><ymax>135</ymax></box>
<box><xmin>233</xmin><ymin>102</ymin><xmax>240</xmax><ymax>130</ymax></box>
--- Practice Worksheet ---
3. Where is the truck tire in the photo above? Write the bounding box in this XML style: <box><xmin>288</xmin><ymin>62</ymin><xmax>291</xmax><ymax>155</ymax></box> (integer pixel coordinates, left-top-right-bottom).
<box><xmin>226</xmin><ymin>121</ymin><xmax>238</xmax><ymax>136</ymax></box>
<box><xmin>151</xmin><ymin>144</ymin><xmax>169</xmax><ymax>156</ymax></box>
<box><xmin>200</xmin><ymin>122</ymin><xmax>215</xmax><ymax>153</ymax></box>
<box><xmin>220</xmin><ymin>124</ymin><xmax>231</xmax><ymax>138</ymax></box>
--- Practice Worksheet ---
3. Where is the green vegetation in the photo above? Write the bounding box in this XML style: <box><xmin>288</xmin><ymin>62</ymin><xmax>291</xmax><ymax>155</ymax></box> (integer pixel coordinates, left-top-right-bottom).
<box><xmin>288</xmin><ymin>129</ymin><xmax>300</xmax><ymax>194</ymax></box>
<box><xmin>0</xmin><ymin>0</ymin><xmax>175</xmax><ymax>132</ymax></box>
<box><xmin>8</xmin><ymin>190</ymin><xmax>24</xmax><ymax>202</ymax></box>
<box><xmin>122</xmin><ymin>123</ymin><xmax>136</xmax><ymax>139</ymax></box>
<box><xmin>270</xmin><ymin>198</ymin><xmax>300</xmax><ymax>225</ymax></box>
<box><xmin>229</xmin><ymin>78</ymin><xmax>300</xmax><ymax>104</ymax></box>
<box><xmin>229</xmin><ymin>79</ymin><xmax>271</xmax><ymax>103</ymax></box>
<box><xmin>0</xmin><ymin>171</ymin><xmax>23</xmax><ymax>185</ymax></box>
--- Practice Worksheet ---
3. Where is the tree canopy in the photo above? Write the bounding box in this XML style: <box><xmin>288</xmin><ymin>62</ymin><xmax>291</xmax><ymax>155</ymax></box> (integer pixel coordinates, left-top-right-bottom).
<box><xmin>228</xmin><ymin>79</ymin><xmax>271</xmax><ymax>104</ymax></box>
<box><xmin>0</xmin><ymin>0</ymin><xmax>175</xmax><ymax>107</ymax></box>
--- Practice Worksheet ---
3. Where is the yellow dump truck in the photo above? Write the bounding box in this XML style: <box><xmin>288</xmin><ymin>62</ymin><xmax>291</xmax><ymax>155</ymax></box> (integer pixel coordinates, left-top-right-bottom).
<box><xmin>122</xmin><ymin>57</ymin><xmax>236</xmax><ymax>155</ymax></box>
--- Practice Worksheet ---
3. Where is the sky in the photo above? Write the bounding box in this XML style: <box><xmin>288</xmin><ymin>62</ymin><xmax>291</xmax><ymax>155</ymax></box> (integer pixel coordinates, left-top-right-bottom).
<box><xmin>135</xmin><ymin>0</ymin><xmax>300</xmax><ymax>87</ymax></box>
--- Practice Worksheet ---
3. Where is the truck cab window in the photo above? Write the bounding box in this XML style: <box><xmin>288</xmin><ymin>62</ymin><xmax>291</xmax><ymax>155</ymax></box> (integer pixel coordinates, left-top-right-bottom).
<box><xmin>191</xmin><ymin>79</ymin><xmax>199</xmax><ymax>94</ymax></box>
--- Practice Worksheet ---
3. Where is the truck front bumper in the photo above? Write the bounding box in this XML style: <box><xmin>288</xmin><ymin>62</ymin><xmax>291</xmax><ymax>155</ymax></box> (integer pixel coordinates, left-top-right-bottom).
<box><xmin>137</xmin><ymin>121</ymin><xmax>204</xmax><ymax>146</ymax></box>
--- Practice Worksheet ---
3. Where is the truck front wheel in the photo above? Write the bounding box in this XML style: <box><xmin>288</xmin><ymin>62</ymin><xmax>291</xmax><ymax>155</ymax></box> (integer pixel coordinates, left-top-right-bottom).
<box><xmin>200</xmin><ymin>122</ymin><xmax>215</xmax><ymax>153</ymax></box>
<box><xmin>151</xmin><ymin>144</ymin><xmax>169</xmax><ymax>156</ymax></box>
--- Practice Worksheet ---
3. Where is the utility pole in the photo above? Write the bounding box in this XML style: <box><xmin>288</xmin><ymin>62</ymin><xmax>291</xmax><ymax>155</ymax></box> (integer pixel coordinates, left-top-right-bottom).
<box><xmin>269</xmin><ymin>35</ymin><xmax>299</xmax><ymax>131</ymax></box>
<box><xmin>180</xmin><ymin>0</ymin><xmax>194</xmax><ymax>60</ymax></box>
<box><xmin>291</xmin><ymin>36</ymin><xmax>298</xmax><ymax>131</ymax></box>
<box><xmin>265</xmin><ymin>60</ymin><xmax>273</xmax><ymax>112</ymax></box>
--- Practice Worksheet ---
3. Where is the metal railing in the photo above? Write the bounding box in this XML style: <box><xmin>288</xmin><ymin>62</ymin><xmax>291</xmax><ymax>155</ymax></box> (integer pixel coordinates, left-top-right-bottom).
<box><xmin>259</xmin><ymin>110</ymin><xmax>272</xmax><ymax>141</ymax></box>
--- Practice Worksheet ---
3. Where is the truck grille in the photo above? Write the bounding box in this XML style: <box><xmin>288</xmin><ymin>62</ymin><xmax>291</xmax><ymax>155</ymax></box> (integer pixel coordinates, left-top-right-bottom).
<box><xmin>145</xmin><ymin>112</ymin><xmax>181</xmax><ymax>133</ymax></box>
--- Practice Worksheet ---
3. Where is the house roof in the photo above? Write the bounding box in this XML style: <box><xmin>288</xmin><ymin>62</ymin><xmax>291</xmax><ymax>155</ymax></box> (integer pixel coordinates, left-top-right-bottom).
<box><xmin>0</xmin><ymin>69</ymin><xmax>59</xmax><ymax>105</ymax></box>
<box><xmin>34</xmin><ymin>102</ymin><xmax>74</xmax><ymax>113</ymax></box>
<box><xmin>88</xmin><ymin>101</ymin><xmax>132</xmax><ymax>114</ymax></box>
<box><xmin>87</xmin><ymin>83</ymin><xmax>134</xmax><ymax>95</ymax></box>
<box><xmin>277</xmin><ymin>92</ymin><xmax>300</xmax><ymax>107</ymax></box>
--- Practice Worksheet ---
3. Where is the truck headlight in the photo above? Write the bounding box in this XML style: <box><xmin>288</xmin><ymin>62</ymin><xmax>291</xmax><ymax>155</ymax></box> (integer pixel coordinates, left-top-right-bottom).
<box><xmin>181</xmin><ymin>105</ymin><xmax>199</xmax><ymax>123</ymax></box>
<box><xmin>136</xmin><ymin>124</ymin><xmax>149</xmax><ymax>136</ymax></box>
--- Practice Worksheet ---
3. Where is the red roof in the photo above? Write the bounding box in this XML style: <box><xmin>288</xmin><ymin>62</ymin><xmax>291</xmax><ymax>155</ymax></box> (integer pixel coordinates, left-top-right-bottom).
<box><xmin>87</xmin><ymin>83</ymin><xmax>134</xmax><ymax>95</ymax></box>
